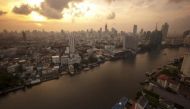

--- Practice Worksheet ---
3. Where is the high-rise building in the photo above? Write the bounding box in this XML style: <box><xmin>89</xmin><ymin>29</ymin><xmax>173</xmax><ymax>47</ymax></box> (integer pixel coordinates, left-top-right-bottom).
<box><xmin>140</xmin><ymin>29</ymin><xmax>144</xmax><ymax>35</ymax></box>
<box><xmin>148</xmin><ymin>25</ymin><xmax>163</xmax><ymax>48</ymax></box>
<box><xmin>99</xmin><ymin>27</ymin><xmax>102</xmax><ymax>33</ymax></box>
<box><xmin>105</xmin><ymin>24</ymin><xmax>108</xmax><ymax>32</ymax></box>
<box><xmin>69</xmin><ymin>34</ymin><xmax>75</xmax><ymax>54</ymax></box>
<box><xmin>161</xmin><ymin>23</ymin><xmax>169</xmax><ymax>40</ymax></box>
<box><xmin>181</xmin><ymin>54</ymin><xmax>190</xmax><ymax>77</ymax></box>
<box><xmin>133</xmin><ymin>25</ymin><xmax>138</xmax><ymax>35</ymax></box>
<box><xmin>149</xmin><ymin>31</ymin><xmax>162</xmax><ymax>48</ymax></box>
<box><xmin>123</xmin><ymin>34</ymin><xmax>139</xmax><ymax>51</ymax></box>
<box><xmin>22</xmin><ymin>31</ymin><xmax>26</xmax><ymax>41</ymax></box>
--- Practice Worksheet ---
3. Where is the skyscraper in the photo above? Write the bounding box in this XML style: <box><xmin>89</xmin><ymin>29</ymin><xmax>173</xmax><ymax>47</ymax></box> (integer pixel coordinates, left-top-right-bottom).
<box><xmin>149</xmin><ymin>30</ymin><xmax>162</xmax><ymax>48</ymax></box>
<box><xmin>22</xmin><ymin>31</ymin><xmax>26</xmax><ymax>41</ymax></box>
<box><xmin>161</xmin><ymin>23</ymin><xmax>169</xmax><ymax>40</ymax></box>
<box><xmin>69</xmin><ymin>33</ymin><xmax>75</xmax><ymax>54</ymax></box>
<box><xmin>105</xmin><ymin>24</ymin><xmax>108</xmax><ymax>32</ymax></box>
<box><xmin>123</xmin><ymin>34</ymin><xmax>139</xmax><ymax>51</ymax></box>
<box><xmin>133</xmin><ymin>25</ymin><xmax>138</xmax><ymax>35</ymax></box>
<box><xmin>99</xmin><ymin>27</ymin><xmax>102</xmax><ymax>33</ymax></box>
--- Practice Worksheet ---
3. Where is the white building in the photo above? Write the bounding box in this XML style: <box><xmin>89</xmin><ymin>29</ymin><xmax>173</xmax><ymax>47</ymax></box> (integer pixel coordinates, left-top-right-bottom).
<box><xmin>181</xmin><ymin>54</ymin><xmax>190</xmax><ymax>77</ymax></box>
<box><xmin>52</xmin><ymin>56</ymin><xmax>60</xmax><ymax>64</ymax></box>
<box><xmin>65</xmin><ymin>47</ymin><xmax>70</xmax><ymax>54</ymax></box>
<box><xmin>157</xmin><ymin>74</ymin><xmax>169</xmax><ymax>88</ymax></box>
<box><xmin>69</xmin><ymin>34</ymin><xmax>75</xmax><ymax>54</ymax></box>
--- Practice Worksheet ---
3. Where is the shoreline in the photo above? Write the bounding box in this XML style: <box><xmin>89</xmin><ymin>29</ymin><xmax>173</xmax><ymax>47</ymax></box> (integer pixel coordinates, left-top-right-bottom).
<box><xmin>0</xmin><ymin>47</ymin><xmax>188</xmax><ymax>97</ymax></box>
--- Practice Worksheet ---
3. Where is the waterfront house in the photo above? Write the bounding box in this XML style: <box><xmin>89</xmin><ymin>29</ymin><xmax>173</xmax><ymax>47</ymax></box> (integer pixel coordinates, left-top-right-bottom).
<box><xmin>135</xmin><ymin>96</ymin><xmax>149</xmax><ymax>109</ymax></box>
<box><xmin>168</xmin><ymin>79</ymin><xmax>180</xmax><ymax>92</ymax></box>
<box><xmin>157</xmin><ymin>74</ymin><xmax>180</xmax><ymax>92</ymax></box>
<box><xmin>157</xmin><ymin>74</ymin><xmax>169</xmax><ymax>88</ymax></box>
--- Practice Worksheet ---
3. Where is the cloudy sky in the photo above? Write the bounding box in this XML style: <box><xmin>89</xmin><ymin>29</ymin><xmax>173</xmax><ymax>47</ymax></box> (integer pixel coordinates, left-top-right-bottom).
<box><xmin>0</xmin><ymin>0</ymin><xmax>189</xmax><ymax>33</ymax></box>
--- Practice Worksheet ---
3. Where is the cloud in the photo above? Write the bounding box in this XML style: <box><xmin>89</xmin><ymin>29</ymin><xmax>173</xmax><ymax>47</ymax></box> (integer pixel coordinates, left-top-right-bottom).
<box><xmin>105</xmin><ymin>0</ymin><xmax>115</xmax><ymax>3</ymax></box>
<box><xmin>43</xmin><ymin>0</ymin><xmax>82</xmax><ymax>12</ymax></box>
<box><xmin>38</xmin><ymin>0</ymin><xmax>83</xmax><ymax>19</ymax></box>
<box><xmin>0</xmin><ymin>10</ymin><xmax>7</xmax><ymax>16</ymax></box>
<box><xmin>11</xmin><ymin>0</ymin><xmax>84</xmax><ymax>19</ymax></box>
<box><xmin>12</xmin><ymin>4</ymin><xmax>33</xmax><ymax>15</ymax></box>
<box><xmin>105</xmin><ymin>0</ymin><xmax>123</xmax><ymax>4</ymax></box>
<box><xmin>35</xmin><ymin>2</ymin><xmax>63</xmax><ymax>19</ymax></box>
<box><xmin>107</xmin><ymin>12</ymin><xmax>116</xmax><ymax>20</ymax></box>
<box><xmin>168</xmin><ymin>0</ymin><xmax>190</xmax><ymax>3</ymax></box>
<box><xmin>170</xmin><ymin>15</ymin><xmax>190</xmax><ymax>34</ymax></box>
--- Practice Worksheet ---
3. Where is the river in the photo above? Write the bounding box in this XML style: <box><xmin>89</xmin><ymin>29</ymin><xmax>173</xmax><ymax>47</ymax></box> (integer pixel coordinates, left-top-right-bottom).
<box><xmin>0</xmin><ymin>48</ymin><xmax>189</xmax><ymax>109</ymax></box>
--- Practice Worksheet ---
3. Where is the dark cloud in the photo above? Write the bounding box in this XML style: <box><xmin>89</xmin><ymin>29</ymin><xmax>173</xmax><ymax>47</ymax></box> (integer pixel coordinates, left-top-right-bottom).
<box><xmin>45</xmin><ymin>0</ymin><xmax>70</xmax><ymax>11</ymax></box>
<box><xmin>0</xmin><ymin>10</ymin><xmax>7</xmax><ymax>16</ymax></box>
<box><xmin>44</xmin><ymin>0</ymin><xmax>83</xmax><ymax>11</ymax></box>
<box><xmin>107</xmin><ymin>12</ymin><xmax>116</xmax><ymax>20</ymax></box>
<box><xmin>35</xmin><ymin>2</ymin><xmax>63</xmax><ymax>19</ymax></box>
<box><xmin>12</xmin><ymin>0</ymin><xmax>84</xmax><ymax>19</ymax></box>
<box><xmin>37</xmin><ymin>0</ymin><xmax>83</xmax><ymax>19</ymax></box>
<box><xmin>12</xmin><ymin>4</ymin><xmax>33</xmax><ymax>15</ymax></box>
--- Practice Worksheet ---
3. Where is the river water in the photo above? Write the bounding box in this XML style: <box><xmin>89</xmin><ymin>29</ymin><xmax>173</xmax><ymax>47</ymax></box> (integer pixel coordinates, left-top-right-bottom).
<box><xmin>0</xmin><ymin>48</ymin><xmax>189</xmax><ymax>109</ymax></box>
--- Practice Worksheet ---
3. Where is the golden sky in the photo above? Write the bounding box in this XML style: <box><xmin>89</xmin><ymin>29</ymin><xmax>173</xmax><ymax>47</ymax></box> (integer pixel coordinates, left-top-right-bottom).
<box><xmin>0</xmin><ymin>0</ymin><xmax>190</xmax><ymax>33</ymax></box>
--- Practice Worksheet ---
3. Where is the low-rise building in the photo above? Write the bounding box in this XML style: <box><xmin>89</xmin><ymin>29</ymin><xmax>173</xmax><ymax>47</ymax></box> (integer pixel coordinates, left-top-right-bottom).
<box><xmin>157</xmin><ymin>74</ymin><xmax>169</xmax><ymax>88</ymax></box>
<box><xmin>168</xmin><ymin>79</ymin><xmax>180</xmax><ymax>92</ymax></box>
<box><xmin>52</xmin><ymin>56</ymin><xmax>60</xmax><ymax>64</ymax></box>
<box><xmin>41</xmin><ymin>67</ymin><xmax>59</xmax><ymax>81</ymax></box>
<box><xmin>157</xmin><ymin>74</ymin><xmax>180</xmax><ymax>92</ymax></box>
<box><xmin>181</xmin><ymin>54</ymin><xmax>190</xmax><ymax>78</ymax></box>
<box><xmin>135</xmin><ymin>96</ymin><xmax>149</xmax><ymax>109</ymax></box>
<box><xmin>165</xmin><ymin>37</ymin><xmax>183</xmax><ymax>46</ymax></box>
<box><xmin>7</xmin><ymin>63</ymin><xmax>19</xmax><ymax>73</ymax></box>
<box><xmin>183</xmin><ymin>35</ymin><xmax>190</xmax><ymax>46</ymax></box>
<box><xmin>61</xmin><ymin>55</ymin><xmax>69</xmax><ymax>65</ymax></box>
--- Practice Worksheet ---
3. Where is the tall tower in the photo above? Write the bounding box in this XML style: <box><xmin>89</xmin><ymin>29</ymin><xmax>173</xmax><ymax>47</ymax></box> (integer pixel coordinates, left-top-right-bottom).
<box><xmin>133</xmin><ymin>25</ymin><xmax>138</xmax><ymax>35</ymax></box>
<box><xmin>155</xmin><ymin>23</ymin><xmax>158</xmax><ymax>31</ymax></box>
<box><xmin>105</xmin><ymin>24</ymin><xmax>108</xmax><ymax>32</ymax></box>
<box><xmin>161</xmin><ymin>23</ymin><xmax>169</xmax><ymax>40</ymax></box>
<box><xmin>69</xmin><ymin>33</ymin><xmax>75</xmax><ymax>54</ymax></box>
<box><xmin>22</xmin><ymin>31</ymin><xmax>26</xmax><ymax>41</ymax></box>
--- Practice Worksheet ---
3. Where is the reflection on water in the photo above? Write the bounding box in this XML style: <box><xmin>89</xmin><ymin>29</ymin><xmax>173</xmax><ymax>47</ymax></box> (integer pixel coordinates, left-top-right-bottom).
<box><xmin>0</xmin><ymin>48</ymin><xmax>189</xmax><ymax>109</ymax></box>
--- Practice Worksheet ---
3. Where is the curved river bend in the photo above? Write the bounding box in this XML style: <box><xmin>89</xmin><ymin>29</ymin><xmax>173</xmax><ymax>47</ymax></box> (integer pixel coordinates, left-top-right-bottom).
<box><xmin>0</xmin><ymin>48</ymin><xmax>189</xmax><ymax>109</ymax></box>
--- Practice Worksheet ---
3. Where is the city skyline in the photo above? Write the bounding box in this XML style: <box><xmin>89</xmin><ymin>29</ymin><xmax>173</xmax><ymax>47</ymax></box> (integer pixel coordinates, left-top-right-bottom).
<box><xmin>0</xmin><ymin>0</ymin><xmax>190</xmax><ymax>34</ymax></box>
<box><xmin>1</xmin><ymin>1</ymin><xmax>190</xmax><ymax>108</ymax></box>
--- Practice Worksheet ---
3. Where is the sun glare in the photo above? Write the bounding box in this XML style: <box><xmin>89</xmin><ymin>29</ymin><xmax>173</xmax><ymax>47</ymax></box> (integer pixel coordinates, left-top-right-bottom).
<box><xmin>30</xmin><ymin>12</ymin><xmax>46</xmax><ymax>22</ymax></box>
<box><xmin>36</xmin><ymin>23</ymin><xmax>42</xmax><ymax>27</ymax></box>
<box><xmin>64</xmin><ymin>1</ymin><xmax>98</xmax><ymax>22</ymax></box>
<box><xmin>26</xmin><ymin>0</ymin><xmax>44</xmax><ymax>6</ymax></box>
<box><xmin>78</xmin><ymin>1</ymin><xmax>97</xmax><ymax>17</ymax></box>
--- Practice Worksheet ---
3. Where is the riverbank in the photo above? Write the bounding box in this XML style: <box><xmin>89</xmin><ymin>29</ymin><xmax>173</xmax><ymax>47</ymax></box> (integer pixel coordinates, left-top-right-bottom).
<box><xmin>0</xmin><ymin>47</ymin><xmax>189</xmax><ymax>109</ymax></box>
<box><xmin>127</xmin><ymin>56</ymin><xmax>190</xmax><ymax>109</ymax></box>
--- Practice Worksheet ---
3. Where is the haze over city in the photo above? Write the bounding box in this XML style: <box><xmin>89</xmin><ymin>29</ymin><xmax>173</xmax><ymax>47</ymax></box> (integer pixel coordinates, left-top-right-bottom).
<box><xmin>1</xmin><ymin>1</ymin><xmax>190</xmax><ymax>109</ymax></box>
<box><xmin>0</xmin><ymin>0</ymin><xmax>190</xmax><ymax>33</ymax></box>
